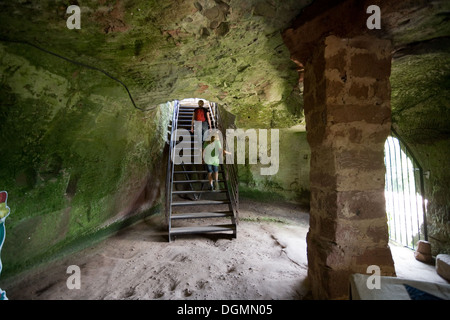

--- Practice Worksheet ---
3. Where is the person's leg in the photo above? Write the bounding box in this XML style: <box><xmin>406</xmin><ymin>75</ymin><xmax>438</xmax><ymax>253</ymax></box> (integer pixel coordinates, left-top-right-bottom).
<box><xmin>207</xmin><ymin>165</ymin><xmax>213</xmax><ymax>190</ymax></box>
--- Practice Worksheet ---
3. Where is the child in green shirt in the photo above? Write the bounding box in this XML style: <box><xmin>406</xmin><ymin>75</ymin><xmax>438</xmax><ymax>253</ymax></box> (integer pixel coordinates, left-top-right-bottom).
<box><xmin>203</xmin><ymin>134</ymin><xmax>230</xmax><ymax>191</ymax></box>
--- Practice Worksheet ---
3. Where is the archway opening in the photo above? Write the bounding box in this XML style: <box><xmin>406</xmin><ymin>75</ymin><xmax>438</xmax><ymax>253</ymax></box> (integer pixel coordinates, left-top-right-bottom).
<box><xmin>384</xmin><ymin>131</ymin><xmax>428</xmax><ymax>250</ymax></box>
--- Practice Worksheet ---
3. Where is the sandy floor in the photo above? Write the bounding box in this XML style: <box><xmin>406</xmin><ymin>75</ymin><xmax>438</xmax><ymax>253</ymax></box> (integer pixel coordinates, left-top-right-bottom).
<box><xmin>2</xmin><ymin>200</ymin><xmax>310</xmax><ymax>300</ymax></box>
<box><xmin>2</xmin><ymin>199</ymin><xmax>447</xmax><ymax>300</ymax></box>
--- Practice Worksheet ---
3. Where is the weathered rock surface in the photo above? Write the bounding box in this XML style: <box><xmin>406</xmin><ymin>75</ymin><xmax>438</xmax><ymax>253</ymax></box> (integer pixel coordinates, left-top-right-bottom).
<box><xmin>0</xmin><ymin>0</ymin><xmax>449</xmax><ymax>283</ymax></box>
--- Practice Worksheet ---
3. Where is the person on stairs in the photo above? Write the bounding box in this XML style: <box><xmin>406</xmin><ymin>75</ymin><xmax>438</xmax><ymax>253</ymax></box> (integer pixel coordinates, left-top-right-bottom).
<box><xmin>203</xmin><ymin>133</ymin><xmax>230</xmax><ymax>191</ymax></box>
<box><xmin>191</xmin><ymin>100</ymin><xmax>212</xmax><ymax>143</ymax></box>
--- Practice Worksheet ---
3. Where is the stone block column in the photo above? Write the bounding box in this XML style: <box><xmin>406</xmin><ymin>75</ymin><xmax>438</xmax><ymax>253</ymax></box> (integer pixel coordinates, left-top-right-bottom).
<box><xmin>304</xmin><ymin>35</ymin><xmax>396</xmax><ymax>299</ymax></box>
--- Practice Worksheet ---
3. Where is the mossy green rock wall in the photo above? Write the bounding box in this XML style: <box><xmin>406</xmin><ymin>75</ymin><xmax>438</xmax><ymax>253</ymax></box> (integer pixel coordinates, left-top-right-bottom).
<box><xmin>0</xmin><ymin>0</ymin><xmax>449</xmax><ymax>276</ymax></box>
<box><xmin>0</xmin><ymin>0</ymin><xmax>310</xmax><ymax>278</ymax></box>
<box><xmin>391</xmin><ymin>43</ymin><xmax>450</xmax><ymax>255</ymax></box>
<box><xmin>0</xmin><ymin>43</ymin><xmax>171</xmax><ymax>276</ymax></box>
<box><xmin>239</xmin><ymin>127</ymin><xmax>310</xmax><ymax>205</ymax></box>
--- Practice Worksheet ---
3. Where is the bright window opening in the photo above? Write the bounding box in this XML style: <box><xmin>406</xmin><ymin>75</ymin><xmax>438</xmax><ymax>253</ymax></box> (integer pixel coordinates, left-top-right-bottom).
<box><xmin>384</xmin><ymin>132</ymin><xmax>428</xmax><ymax>250</ymax></box>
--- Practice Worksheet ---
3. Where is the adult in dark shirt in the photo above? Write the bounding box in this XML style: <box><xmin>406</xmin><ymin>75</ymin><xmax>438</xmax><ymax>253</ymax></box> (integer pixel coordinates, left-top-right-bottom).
<box><xmin>190</xmin><ymin>100</ymin><xmax>212</xmax><ymax>142</ymax></box>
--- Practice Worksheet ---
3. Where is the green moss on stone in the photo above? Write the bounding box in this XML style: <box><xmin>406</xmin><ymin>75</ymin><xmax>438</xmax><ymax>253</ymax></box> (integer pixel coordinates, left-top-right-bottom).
<box><xmin>391</xmin><ymin>48</ymin><xmax>450</xmax><ymax>255</ymax></box>
<box><xmin>0</xmin><ymin>42</ymin><xmax>168</xmax><ymax>278</ymax></box>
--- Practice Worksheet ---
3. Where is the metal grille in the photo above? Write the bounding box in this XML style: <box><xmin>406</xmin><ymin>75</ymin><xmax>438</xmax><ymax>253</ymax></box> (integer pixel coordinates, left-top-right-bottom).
<box><xmin>384</xmin><ymin>129</ymin><xmax>428</xmax><ymax>249</ymax></box>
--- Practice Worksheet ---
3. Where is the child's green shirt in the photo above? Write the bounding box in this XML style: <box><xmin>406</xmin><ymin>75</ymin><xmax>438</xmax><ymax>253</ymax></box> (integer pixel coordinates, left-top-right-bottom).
<box><xmin>203</xmin><ymin>140</ymin><xmax>222</xmax><ymax>166</ymax></box>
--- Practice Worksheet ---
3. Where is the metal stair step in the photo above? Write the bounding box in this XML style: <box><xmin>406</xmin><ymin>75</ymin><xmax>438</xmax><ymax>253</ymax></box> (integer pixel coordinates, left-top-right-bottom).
<box><xmin>174</xmin><ymin>147</ymin><xmax>202</xmax><ymax>150</ymax></box>
<box><xmin>170</xmin><ymin>224</ymin><xmax>236</xmax><ymax>235</ymax></box>
<box><xmin>173</xmin><ymin>170</ymin><xmax>222</xmax><ymax>174</ymax></box>
<box><xmin>173</xmin><ymin>180</ymin><xmax>224</xmax><ymax>183</ymax></box>
<box><xmin>172</xmin><ymin>151</ymin><xmax>202</xmax><ymax>155</ymax></box>
<box><xmin>174</xmin><ymin>135</ymin><xmax>195</xmax><ymax>140</ymax></box>
<box><xmin>172</xmin><ymin>199</ymin><xmax>230</xmax><ymax>206</ymax></box>
<box><xmin>167</xmin><ymin>105</ymin><xmax>236</xmax><ymax>242</ymax></box>
<box><xmin>172</xmin><ymin>189</ymin><xmax>227</xmax><ymax>194</ymax></box>
<box><xmin>171</xmin><ymin>211</ymin><xmax>233</xmax><ymax>220</ymax></box>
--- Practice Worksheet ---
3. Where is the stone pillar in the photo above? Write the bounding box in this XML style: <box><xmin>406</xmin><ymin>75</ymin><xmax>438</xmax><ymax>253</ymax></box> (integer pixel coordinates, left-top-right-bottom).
<box><xmin>304</xmin><ymin>35</ymin><xmax>396</xmax><ymax>299</ymax></box>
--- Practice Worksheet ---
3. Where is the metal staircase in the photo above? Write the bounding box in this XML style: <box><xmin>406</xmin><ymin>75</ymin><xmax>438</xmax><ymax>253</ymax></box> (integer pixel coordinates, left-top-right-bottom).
<box><xmin>165</xmin><ymin>100</ymin><xmax>238</xmax><ymax>242</ymax></box>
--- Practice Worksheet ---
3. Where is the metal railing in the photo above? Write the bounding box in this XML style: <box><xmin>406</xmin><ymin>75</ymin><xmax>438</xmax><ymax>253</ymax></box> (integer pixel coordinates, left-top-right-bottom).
<box><xmin>384</xmin><ymin>128</ymin><xmax>428</xmax><ymax>250</ymax></box>
<box><xmin>208</xmin><ymin>102</ymin><xmax>217</xmax><ymax>130</ymax></box>
<box><xmin>165</xmin><ymin>100</ymin><xmax>239</xmax><ymax>231</ymax></box>
<box><xmin>217</xmin><ymin>106</ymin><xmax>239</xmax><ymax>223</ymax></box>
<box><xmin>165</xmin><ymin>100</ymin><xmax>180</xmax><ymax>228</ymax></box>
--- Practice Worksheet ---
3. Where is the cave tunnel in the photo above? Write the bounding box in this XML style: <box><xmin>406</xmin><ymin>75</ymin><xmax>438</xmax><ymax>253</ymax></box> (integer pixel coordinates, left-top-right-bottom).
<box><xmin>0</xmin><ymin>0</ymin><xmax>449</xmax><ymax>301</ymax></box>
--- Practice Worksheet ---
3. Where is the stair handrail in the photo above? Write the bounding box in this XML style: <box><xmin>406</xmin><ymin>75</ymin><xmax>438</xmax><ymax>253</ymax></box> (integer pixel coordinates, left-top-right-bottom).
<box><xmin>208</xmin><ymin>102</ymin><xmax>216</xmax><ymax>129</ymax></box>
<box><xmin>216</xmin><ymin>106</ymin><xmax>239</xmax><ymax>222</ymax></box>
<box><xmin>165</xmin><ymin>100</ymin><xmax>180</xmax><ymax>227</ymax></box>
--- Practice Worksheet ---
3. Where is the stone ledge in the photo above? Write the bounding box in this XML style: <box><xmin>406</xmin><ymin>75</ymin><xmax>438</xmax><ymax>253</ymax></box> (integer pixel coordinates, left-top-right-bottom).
<box><xmin>350</xmin><ymin>273</ymin><xmax>450</xmax><ymax>300</ymax></box>
<box><xmin>436</xmin><ymin>254</ymin><xmax>450</xmax><ymax>282</ymax></box>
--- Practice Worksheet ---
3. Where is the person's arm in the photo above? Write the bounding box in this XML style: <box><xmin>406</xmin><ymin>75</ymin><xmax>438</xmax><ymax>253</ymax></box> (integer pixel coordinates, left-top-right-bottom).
<box><xmin>217</xmin><ymin>140</ymin><xmax>231</xmax><ymax>155</ymax></box>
